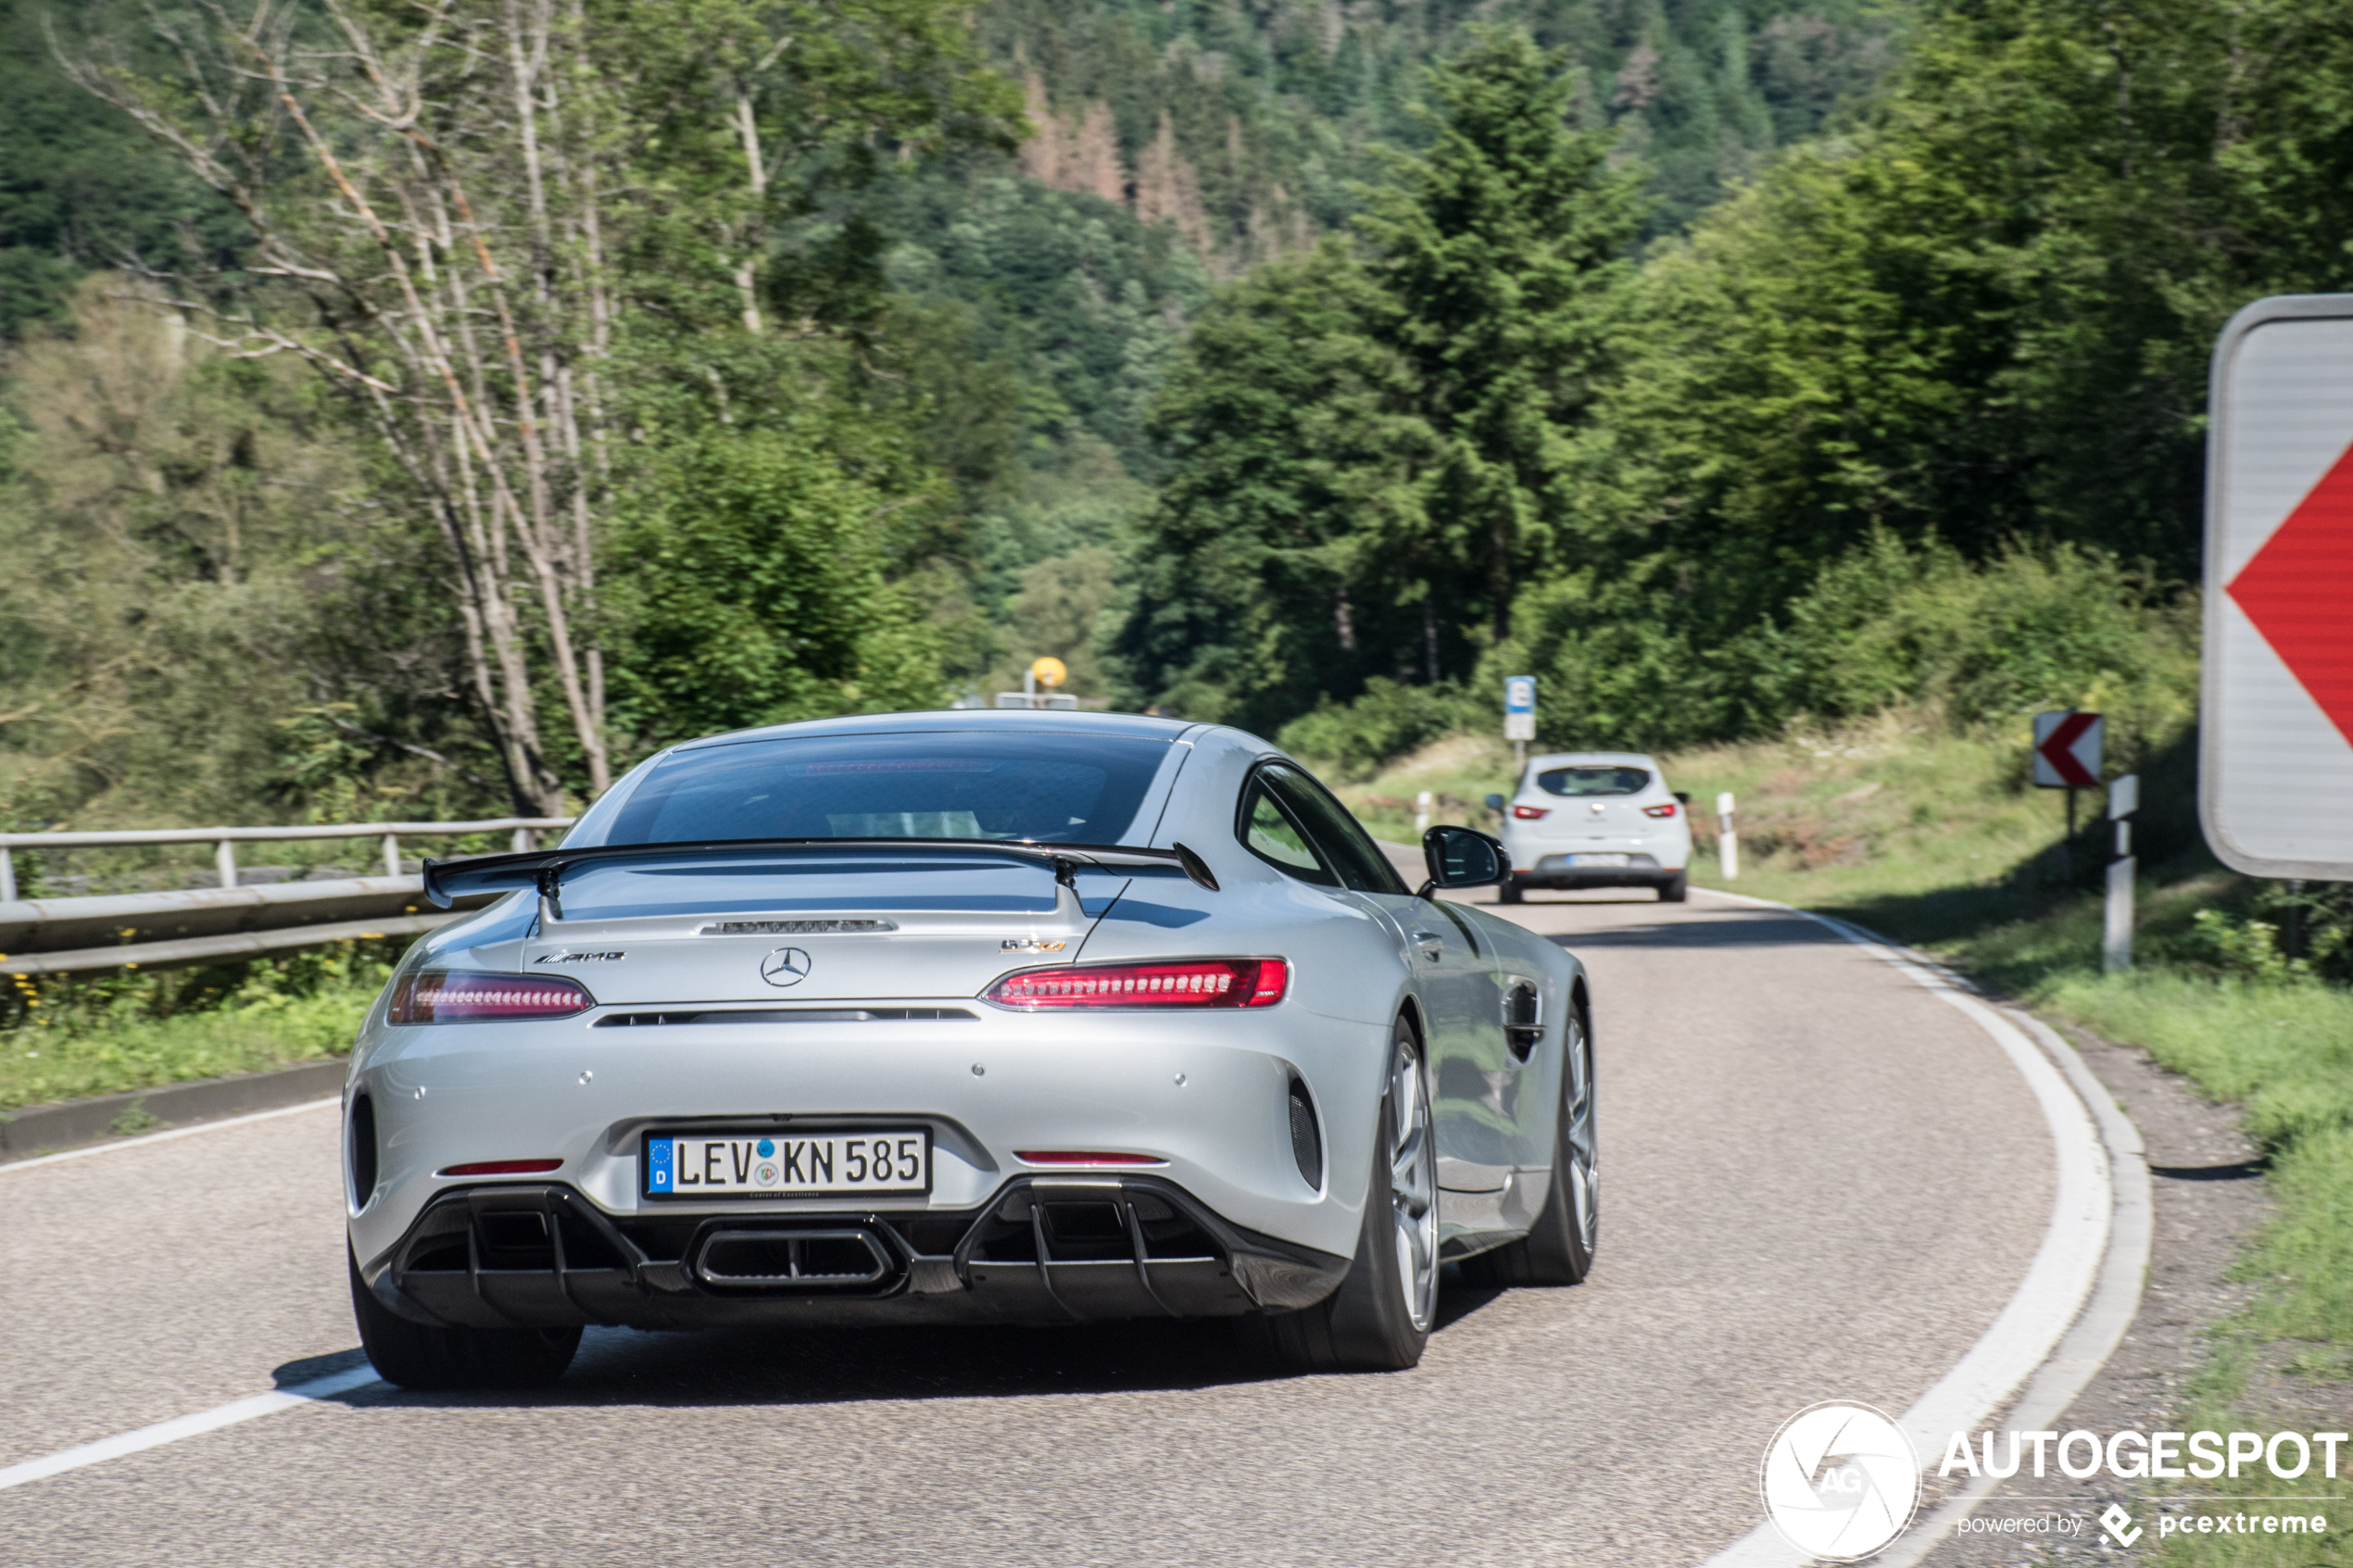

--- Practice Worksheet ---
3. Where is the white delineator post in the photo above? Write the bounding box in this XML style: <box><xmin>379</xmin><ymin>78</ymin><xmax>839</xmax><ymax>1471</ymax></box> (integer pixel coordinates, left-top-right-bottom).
<box><xmin>1718</xmin><ymin>792</ymin><xmax>1738</xmax><ymax>881</ymax></box>
<box><xmin>2105</xmin><ymin>774</ymin><xmax>2138</xmax><ymax>973</ymax></box>
<box><xmin>1414</xmin><ymin>791</ymin><xmax>1434</xmax><ymax>835</ymax></box>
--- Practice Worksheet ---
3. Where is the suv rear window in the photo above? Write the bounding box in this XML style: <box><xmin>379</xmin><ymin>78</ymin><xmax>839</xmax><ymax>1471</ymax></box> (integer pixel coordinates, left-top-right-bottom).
<box><xmin>1535</xmin><ymin>766</ymin><xmax>1651</xmax><ymax>797</ymax></box>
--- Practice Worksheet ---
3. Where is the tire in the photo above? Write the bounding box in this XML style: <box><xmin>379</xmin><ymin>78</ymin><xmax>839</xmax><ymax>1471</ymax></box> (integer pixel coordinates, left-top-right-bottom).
<box><xmin>1258</xmin><ymin>1016</ymin><xmax>1439</xmax><ymax>1372</ymax></box>
<box><xmin>1658</xmin><ymin>871</ymin><xmax>1688</xmax><ymax>903</ymax></box>
<box><xmin>349</xmin><ymin>1247</ymin><xmax>581</xmax><ymax>1391</ymax></box>
<box><xmin>1460</xmin><ymin>1008</ymin><xmax>1597</xmax><ymax>1287</ymax></box>
<box><xmin>1497</xmin><ymin>874</ymin><xmax>1525</xmax><ymax>906</ymax></box>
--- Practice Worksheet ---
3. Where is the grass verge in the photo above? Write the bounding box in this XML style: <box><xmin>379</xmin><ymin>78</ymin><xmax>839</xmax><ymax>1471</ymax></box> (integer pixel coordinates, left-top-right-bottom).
<box><xmin>1</xmin><ymin>941</ymin><xmax>397</xmax><ymax>1111</ymax></box>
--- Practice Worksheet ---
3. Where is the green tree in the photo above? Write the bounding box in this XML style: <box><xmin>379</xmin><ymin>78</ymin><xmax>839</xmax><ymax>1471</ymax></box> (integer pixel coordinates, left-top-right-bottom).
<box><xmin>1117</xmin><ymin>244</ymin><xmax>1429</xmax><ymax>729</ymax></box>
<box><xmin>605</xmin><ymin>430</ymin><xmax>943</xmax><ymax>744</ymax></box>
<box><xmin>1356</xmin><ymin>26</ymin><xmax>1645</xmax><ymax>643</ymax></box>
<box><xmin>1579</xmin><ymin>0</ymin><xmax>2353</xmax><ymax>630</ymax></box>
<box><xmin>1123</xmin><ymin>30</ymin><xmax>1642</xmax><ymax>726</ymax></box>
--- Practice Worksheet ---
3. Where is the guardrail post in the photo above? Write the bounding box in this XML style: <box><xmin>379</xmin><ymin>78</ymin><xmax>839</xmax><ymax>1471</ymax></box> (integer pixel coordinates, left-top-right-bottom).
<box><xmin>0</xmin><ymin>847</ymin><xmax>14</xmax><ymax>904</ymax></box>
<box><xmin>382</xmin><ymin>834</ymin><xmax>401</xmax><ymax>878</ymax></box>
<box><xmin>1718</xmin><ymin>792</ymin><xmax>1738</xmax><ymax>881</ymax></box>
<box><xmin>216</xmin><ymin>839</ymin><xmax>237</xmax><ymax>889</ymax></box>
<box><xmin>512</xmin><ymin>827</ymin><xmax>535</xmax><ymax>853</ymax></box>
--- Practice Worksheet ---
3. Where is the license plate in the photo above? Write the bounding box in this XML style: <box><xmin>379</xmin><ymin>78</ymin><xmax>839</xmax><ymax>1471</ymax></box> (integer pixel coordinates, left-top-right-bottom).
<box><xmin>1570</xmin><ymin>853</ymin><xmax>1631</xmax><ymax>867</ymax></box>
<box><xmin>645</xmin><ymin>1130</ymin><xmax>930</xmax><ymax>1198</ymax></box>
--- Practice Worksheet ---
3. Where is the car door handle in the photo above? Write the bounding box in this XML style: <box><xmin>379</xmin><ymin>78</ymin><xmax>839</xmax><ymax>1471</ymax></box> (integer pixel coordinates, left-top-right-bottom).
<box><xmin>1411</xmin><ymin>931</ymin><xmax>1444</xmax><ymax>961</ymax></box>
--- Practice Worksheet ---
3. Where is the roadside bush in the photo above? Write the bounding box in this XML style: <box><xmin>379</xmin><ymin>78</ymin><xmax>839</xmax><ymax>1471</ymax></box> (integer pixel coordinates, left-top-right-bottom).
<box><xmin>1277</xmin><ymin>678</ymin><xmax>1467</xmax><ymax>779</ymax></box>
<box><xmin>1759</xmin><ymin>532</ymin><xmax>2199</xmax><ymax>738</ymax></box>
<box><xmin>0</xmin><ymin>940</ymin><xmax>402</xmax><ymax>1110</ymax></box>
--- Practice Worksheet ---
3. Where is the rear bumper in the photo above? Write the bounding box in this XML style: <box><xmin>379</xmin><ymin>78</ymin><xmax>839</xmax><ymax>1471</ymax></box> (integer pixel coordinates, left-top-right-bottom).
<box><xmin>358</xmin><ymin>1175</ymin><xmax>1349</xmax><ymax>1329</ymax></box>
<box><xmin>345</xmin><ymin>1000</ymin><xmax>1387</xmax><ymax>1269</ymax></box>
<box><xmin>1516</xmin><ymin>853</ymin><xmax>1679</xmax><ymax>887</ymax></box>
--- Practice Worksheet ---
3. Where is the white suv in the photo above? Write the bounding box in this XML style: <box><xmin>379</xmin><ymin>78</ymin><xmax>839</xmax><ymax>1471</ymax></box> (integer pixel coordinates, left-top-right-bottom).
<box><xmin>1485</xmin><ymin>752</ymin><xmax>1692</xmax><ymax>903</ymax></box>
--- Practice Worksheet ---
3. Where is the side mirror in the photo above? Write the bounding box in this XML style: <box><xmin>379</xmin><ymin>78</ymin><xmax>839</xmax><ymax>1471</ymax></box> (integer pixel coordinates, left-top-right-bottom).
<box><xmin>1419</xmin><ymin>825</ymin><xmax>1506</xmax><ymax>896</ymax></box>
<box><xmin>1674</xmin><ymin>792</ymin><xmax>1692</xmax><ymax>807</ymax></box>
<box><xmin>1483</xmin><ymin>793</ymin><xmax>1506</xmax><ymax>811</ymax></box>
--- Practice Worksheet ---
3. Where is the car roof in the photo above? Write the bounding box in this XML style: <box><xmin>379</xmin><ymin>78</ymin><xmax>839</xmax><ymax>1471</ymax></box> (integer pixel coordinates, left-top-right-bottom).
<box><xmin>1526</xmin><ymin>752</ymin><xmax>1661</xmax><ymax>770</ymax></box>
<box><xmin>670</xmin><ymin>708</ymin><xmax>1201</xmax><ymax>752</ymax></box>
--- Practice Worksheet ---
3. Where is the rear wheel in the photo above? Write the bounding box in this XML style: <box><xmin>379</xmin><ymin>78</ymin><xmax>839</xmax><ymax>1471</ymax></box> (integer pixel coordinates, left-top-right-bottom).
<box><xmin>349</xmin><ymin>1247</ymin><xmax>581</xmax><ymax>1390</ymax></box>
<box><xmin>1497</xmin><ymin>874</ymin><xmax>1525</xmax><ymax>905</ymax></box>
<box><xmin>1259</xmin><ymin>1016</ymin><xmax>1439</xmax><ymax>1372</ymax></box>
<box><xmin>1461</xmin><ymin>1009</ymin><xmax>1597</xmax><ymax>1287</ymax></box>
<box><xmin>1658</xmin><ymin>871</ymin><xmax>1688</xmax><ymax>903</ymax></box>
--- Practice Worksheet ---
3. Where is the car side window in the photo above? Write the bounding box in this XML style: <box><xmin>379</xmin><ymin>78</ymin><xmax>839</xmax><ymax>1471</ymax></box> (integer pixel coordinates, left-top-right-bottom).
<box><xmin>1259</xmin><ymin>763</ymin><xmax>1409</xmax><ymax>897</ymax></box>
<box><xmin>1239</xmin><ymin>782</ymin><xmax>1339</xmax><ymax>886</ymax></box>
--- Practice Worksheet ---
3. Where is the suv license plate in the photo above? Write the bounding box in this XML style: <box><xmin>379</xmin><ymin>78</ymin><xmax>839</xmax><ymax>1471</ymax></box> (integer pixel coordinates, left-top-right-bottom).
<box><xmin>1569</xmin><ymin>853</ymin><xmax>1630</xmax><ymax>867</ymax></box>
<box><xmin>646</xmin><ymin>1130</ymin><xmax>930</xmax><ymax>1198</ymax></box>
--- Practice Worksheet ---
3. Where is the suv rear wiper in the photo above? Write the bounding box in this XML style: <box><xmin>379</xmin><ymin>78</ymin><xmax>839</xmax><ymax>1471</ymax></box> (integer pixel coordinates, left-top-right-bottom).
<box><xmin>421</xmin><ymin>837</ymin><xmax>1220</xmax><ymax>918</ymax></box>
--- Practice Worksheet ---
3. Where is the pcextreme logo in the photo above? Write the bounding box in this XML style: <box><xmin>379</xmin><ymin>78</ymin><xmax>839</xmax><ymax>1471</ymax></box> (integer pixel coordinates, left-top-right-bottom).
<box><xmin>1760</xmin><ymin>1402</ymin><xmax>1920</xmax><ymax>1562</ymax></box>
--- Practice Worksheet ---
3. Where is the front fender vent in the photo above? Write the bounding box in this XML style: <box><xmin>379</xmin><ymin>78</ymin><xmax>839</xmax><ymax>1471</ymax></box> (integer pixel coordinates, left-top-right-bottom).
<box><xmin>1503</xmin><ymin>981</ymin><xmax>1543</xmax><ymax>1060</ymax></box>
<box><xmin>1287</xmin><ymin>1077</ymin><xmax>1323</xmax><ymax>1190</ymax></box>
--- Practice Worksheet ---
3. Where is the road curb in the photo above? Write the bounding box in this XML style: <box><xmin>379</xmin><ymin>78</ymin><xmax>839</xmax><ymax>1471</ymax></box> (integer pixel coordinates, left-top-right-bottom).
<box><xmin>0</xmin><ymin>1058</ymin><xmax>349</xmax><ymax>1162</ymax></box>
<box><xmin>1687</xmin><ymin>887</ymin><xmax>2150</xmax><ymax>1568</ymax></box>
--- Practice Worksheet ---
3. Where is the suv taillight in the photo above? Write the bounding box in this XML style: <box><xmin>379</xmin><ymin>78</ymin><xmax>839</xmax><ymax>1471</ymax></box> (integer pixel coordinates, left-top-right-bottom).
<box><xmin>1642</xmin><ymin>803</ymin><xmax>1680</xmax><ymax>818</ymax></box>
<box><xmin>388</xmin><ymin>969</ymin><xmax>595</xmax><ymax>1024</ymax></box>
<box><xmin>1511</xmin><ymin>805</ymin><xmax>1549</xmax><ymax>820</ymax></box>
<box><xmin>986</xmin><ymin>958</ymin><xmax>1289</xmax><ymax>1010</ymax></box>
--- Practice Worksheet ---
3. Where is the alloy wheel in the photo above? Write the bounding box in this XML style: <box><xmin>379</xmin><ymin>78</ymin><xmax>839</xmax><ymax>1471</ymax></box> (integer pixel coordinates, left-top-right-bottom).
<box><xmin>1563</xmin><ymin>1018</ymin><xmax>1599</xmax><ymax>1252</ymax></box>
<box><xmin>1389</xmin><ymin>1037</ymin><xmax>1441</xmax><ymax>1332</ymax></box>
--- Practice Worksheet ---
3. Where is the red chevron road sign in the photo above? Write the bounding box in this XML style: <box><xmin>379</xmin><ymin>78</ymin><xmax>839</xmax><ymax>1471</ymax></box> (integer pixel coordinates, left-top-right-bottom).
<box><xmin>2204</xmin><ymin>295</ymin><xmax>2353</xmax><ymax>880</ymax></box>
<box><xmin>2032</xmin><ymin>711</ymin><xmax>2103</xmax><ymax>789</ymax></box>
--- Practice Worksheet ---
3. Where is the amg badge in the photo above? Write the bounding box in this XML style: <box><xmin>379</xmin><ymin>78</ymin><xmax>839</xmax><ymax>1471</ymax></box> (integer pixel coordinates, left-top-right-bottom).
<box><xmin>1000</xmin><ymin>938</ymin><xmax>1067</xmax><ymax>952</ymax></box>
<box><xmin>536</xmin><ymin>951</ymin><xmax>624</xmax><ymax>963</ymax></box>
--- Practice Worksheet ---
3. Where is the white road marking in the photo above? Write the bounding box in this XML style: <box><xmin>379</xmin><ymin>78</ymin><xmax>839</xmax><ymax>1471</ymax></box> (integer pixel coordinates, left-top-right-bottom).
<box><xmin>0</xmin><ymin>1365</ymin><xmax>381</xmax><ymax>1493</ymax></box>
<box><xmin>0</xmin><ymin>1097</ymin><xmax>341</xmax><ymax>1176</ymax></box>
<box><xmin>1692</xmin><ymin>890</ymin><xmax>2133</xmax><ymax>1568</ymax></box>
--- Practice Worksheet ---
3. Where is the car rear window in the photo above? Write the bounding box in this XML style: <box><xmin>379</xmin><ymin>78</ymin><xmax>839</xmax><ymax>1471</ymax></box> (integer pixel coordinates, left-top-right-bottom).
<box><xmin>606</xmin><ymin>733</ymin><xmax>1170</xmax><ymax>846</ymax></box>
<box><xmin>1534</xmin><ymin>765</ymin><xmax>1651</xmax><ymax>797</ymax></box>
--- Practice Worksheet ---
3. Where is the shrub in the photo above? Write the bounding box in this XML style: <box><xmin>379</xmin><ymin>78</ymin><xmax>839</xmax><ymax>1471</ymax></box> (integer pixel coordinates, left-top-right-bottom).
<box><xmin>1277</xmin><ymin>678</ymin><xmax>1466</xmax><ymax>779</ymax></box>
<box><xmin>1762</xmin><ymin>531</ymin><xmax>2198</xmax><ymax>735</ymax></box>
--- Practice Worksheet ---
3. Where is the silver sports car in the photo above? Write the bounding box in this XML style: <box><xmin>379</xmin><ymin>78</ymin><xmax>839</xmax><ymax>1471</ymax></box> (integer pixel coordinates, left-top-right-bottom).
<box><xmin>345</xmin><ymin>711</ymin><xmax>1597</xmax><ymax>1386</ymax></box>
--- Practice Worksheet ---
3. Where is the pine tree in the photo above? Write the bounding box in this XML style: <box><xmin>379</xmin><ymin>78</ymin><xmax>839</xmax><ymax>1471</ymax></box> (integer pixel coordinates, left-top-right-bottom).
<box><xmin>1354</xmin><ymin>27</ymin><xmax>1645</xmax><ymax>644</ymax></box>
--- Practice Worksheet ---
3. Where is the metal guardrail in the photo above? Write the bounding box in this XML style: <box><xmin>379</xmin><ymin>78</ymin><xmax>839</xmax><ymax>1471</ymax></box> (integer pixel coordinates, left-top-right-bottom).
<box><xmin>0</xmin><ymin>817</ymin><xmax>573</xmax><ymax>903</ymax></box>
<box><xmin>0</xmin><ymin>817</ymin><xmax>574</xmax><ymax>975</ymax></box>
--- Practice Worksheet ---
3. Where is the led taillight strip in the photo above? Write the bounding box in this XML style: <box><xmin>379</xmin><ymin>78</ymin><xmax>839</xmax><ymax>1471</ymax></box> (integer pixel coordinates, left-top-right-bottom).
<box><xmin>388</xmin><ymin>969</ymin><xmax>596</xmax><ymax>1024</ymax></box>
<box><xmin>985</xmin><ymin>958</ymin><xmax>1288</xmax><ymax>1010</ymax></box>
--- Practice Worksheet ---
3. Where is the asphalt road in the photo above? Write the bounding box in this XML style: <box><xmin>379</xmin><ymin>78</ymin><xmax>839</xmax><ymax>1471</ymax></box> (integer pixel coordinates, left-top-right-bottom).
<box><xmin>0</xmin><ymin>888</ymin><xmax>2058</xmax><ymax>1566</ymax></box>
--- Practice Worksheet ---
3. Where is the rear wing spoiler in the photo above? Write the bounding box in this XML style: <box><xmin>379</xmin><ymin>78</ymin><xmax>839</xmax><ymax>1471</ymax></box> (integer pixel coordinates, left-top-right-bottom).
<box><xmin>420</xmin><ymin>837</ymin><xmax>1220</xmax><ymax>916</ymax></box>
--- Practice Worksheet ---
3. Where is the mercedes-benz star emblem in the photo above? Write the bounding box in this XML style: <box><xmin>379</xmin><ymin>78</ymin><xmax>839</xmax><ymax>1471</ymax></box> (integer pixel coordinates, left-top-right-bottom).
<box><xmin>760</xmin><ymin>947</ymin><xmax>813</xmax><ymax>987</ymax></box>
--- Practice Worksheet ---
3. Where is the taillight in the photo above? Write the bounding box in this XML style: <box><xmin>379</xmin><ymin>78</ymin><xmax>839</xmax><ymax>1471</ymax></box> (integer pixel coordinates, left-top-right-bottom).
<box><xmin>1642</xmin><ymin>803</ymin><xmax>1679</xmax><ymax>819</ymax></box>
<box><xmin>1511</xmin><ymin>805</ymin><xmax>1550</xmax><ymax>820</ymax></box>
<box><xmin>986</xmin><ymin>958</ymin><xmax>1289</xmax><ymax>1010</ymax></box>
<box><xmin>388</xmin><ymin>969</ymin><xmax>595</xmax><ymax>1024</ymax></box>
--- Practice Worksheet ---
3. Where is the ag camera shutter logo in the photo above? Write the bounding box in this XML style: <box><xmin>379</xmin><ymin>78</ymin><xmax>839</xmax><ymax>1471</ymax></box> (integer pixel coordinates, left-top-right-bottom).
<box><xmin>1760</xmin><ymin>1401</ymin><xmax>1921</xmax><ymax>1562</ymax></box>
